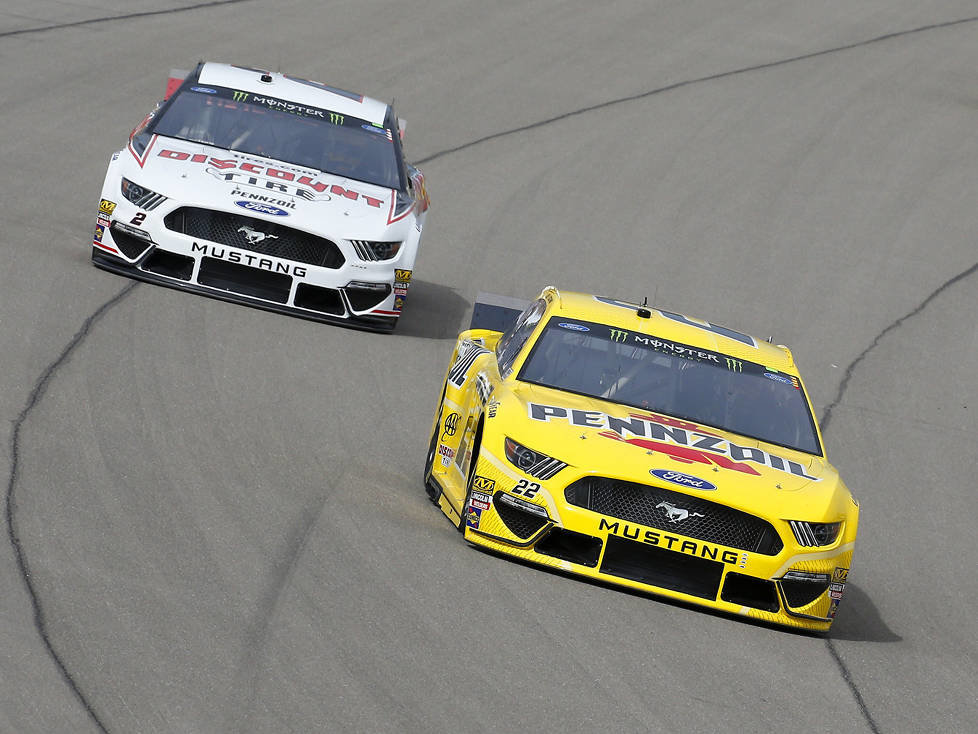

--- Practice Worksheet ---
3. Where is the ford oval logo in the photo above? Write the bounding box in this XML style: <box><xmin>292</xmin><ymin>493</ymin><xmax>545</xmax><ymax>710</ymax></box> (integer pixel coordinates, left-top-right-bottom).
<box><xmin>190</xmin><ymin>86</ymin><xmax>217</xmax><ymax>94</ymax></box>
<box><xmin>650</xmin><ymin>469</ymin><xmax>717</xmax><ymax>491</ymax></box>
<box><xmin>558</xmin><ymin>322</ymin><xmax>590</xmax><ymax>332</ymax></box>
<box><xmin>235</xmin><ymin>200</ymin><xmax>289</xmax><ymax>217</ymax></box>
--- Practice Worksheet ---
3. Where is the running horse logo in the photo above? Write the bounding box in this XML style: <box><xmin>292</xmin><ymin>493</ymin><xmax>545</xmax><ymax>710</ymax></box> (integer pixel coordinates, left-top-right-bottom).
<box><xmin>237</xmin><ymin>225</ymin><xmax>279</xmax><ymax>245</ymax></box>
<box><xmin>656</xmin><ymin>501</ymin><xmax>705</xmax><ymax>523</ymax></box>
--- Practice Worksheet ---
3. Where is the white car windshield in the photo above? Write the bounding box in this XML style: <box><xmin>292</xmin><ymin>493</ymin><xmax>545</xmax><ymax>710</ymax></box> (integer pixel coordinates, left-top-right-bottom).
<box><xmin>150</xmin><ymin>87</ymin><xmax>403</xmax><ymax>190</ymax></box>
<box><xmin>518</xmin><ymin>317</ymin><xmax>821</xmax><ymax>455</ymax></box>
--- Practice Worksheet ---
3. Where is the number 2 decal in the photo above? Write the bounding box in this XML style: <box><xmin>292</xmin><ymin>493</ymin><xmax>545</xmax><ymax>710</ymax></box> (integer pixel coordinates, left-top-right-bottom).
<box><xmin>512</xmin><ymin>479</ymin><xmax>541</xmax><ymax>499</ymax></box>
<box><xmin>130</xmin><ymin>212</ymin><xmax>146</xmax><ymax>226</ymax></box>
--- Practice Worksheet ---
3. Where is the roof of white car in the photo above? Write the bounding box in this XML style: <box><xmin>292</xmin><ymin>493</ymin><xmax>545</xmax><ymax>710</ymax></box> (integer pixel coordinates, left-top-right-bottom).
<box><xmin>197</xmin><ymin>62</ymin><xmax>390</xmax><ymax>125</ymax></box>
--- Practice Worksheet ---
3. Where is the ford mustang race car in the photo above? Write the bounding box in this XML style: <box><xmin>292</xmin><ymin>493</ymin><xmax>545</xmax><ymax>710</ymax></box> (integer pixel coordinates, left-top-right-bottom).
<box><xmin>91</xmin><ymin>62</ymin><xmax>429</xmax><ymax>331</ymax></box>
<box><xmin>424</xmin><ymin>289</ymin><xmax>858</xmax><ymax>631</ymax></box>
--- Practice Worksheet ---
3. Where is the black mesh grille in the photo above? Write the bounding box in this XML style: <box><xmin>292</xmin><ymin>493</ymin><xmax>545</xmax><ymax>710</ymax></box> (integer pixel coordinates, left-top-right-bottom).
<box><xmin>110</xmin><ymin>225</ymin><xmax>152</xmax><ymax>260</ymax></box>
<box><xmin>164</xmin><ymin>207</ymin><xmax>344</xmax><ymax>268</ymax></box>
<box><xmin>494</xmin><ymin>494</ymin><xmax>549</xmax><ymax>540</ymax></box>
<box><xmin>566</xmin><ymin>477</ymin><xmax>783</xmax><ymax>555</ymax></box>
<box><xmin>779</xmin><ymin>578</ymin><xmax>830</xmax><ymax>608</ymax></box>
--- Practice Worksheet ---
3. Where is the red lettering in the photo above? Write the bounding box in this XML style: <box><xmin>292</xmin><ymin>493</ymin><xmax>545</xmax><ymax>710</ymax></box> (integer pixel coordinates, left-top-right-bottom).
<box><xmin>330</xmin><ymin>184</ymin><xmax>359</xmax><ymax>201</ymax></box>
<box><xmin>191</xmin><ymin>154</ymin><xmax>207</xmax><ymax>163</ymax></box>
<box><xmin>241</xmin><ymin>163</ymin><xmax>262</xmax><ymax>174</ymax></box>
<box><xmin>297</xmin><ymin>175</ymin><xmax>329</xmax><ymax>193</ymax></box>
<box><xmin>599</xmin><ymin>431</ymin><xmax>761</xmax><ymax>476</ymax></box>
<box><xmin>266</xmin><ymin>168</ymin><xmax>295</xmax><ymax>181</ymax></box>
<box><xmin>362</xmin><ymin>195</ymin><xmax>384</xmax><ymax>208</ymax></box>
<box><xmin>208</xmin><ymin>158</ymin><xmax>237</xmax><ymax>170</ymax></box>
<box><xmin>159</xmin><ymin>149</ymin><xmax>189</xmax><ymax>160</ymax></box>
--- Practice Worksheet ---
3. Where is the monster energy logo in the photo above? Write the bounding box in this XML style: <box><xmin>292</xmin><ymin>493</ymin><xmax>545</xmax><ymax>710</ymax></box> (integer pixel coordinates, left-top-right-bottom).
<box><xmin>329</xmin><ymin>112</ymin><xmax>344</xmax><ymax>124</ymax></box>
<box><xmin>609</xmin><ymin>329</ymin><xmax>629</xmax><ymax>343</ymax></box>
<box><xmin>232</xmin><ymin>91</ymin><xmax>249</xmax><ymax>102</ymax></box>
<box><xmin>724</xmin><ymin>357</ymin><xmax>743</xmax><ymax>372</ymax></box>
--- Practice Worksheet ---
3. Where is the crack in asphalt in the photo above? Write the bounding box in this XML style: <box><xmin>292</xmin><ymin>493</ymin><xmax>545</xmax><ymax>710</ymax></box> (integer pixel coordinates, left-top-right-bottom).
<box><xmin>0</xmin><ymin>0</ymin><xmax>255</xmax><ymax>39</ymax></box>
<box><xmin>819</xmin><ymin>261</ymin><xmax>978</xmax><ymax>433</ymax></box>
<box><xmin>816</xmin><ymin>260</ymin><xmax>978</xmax><ymax>733</ymax></box>
<box><xmin>415</xmin><ymin>14</ymin><xmax>978</xmax><ymax>167</ymax></box>
<box><xmin>5</xmin><ymin>9</ymin><xmax>977</xmax><ymax>733</ymax></box>
<box><xmin>5</xmin><ymin>281</ymin><xmax>137</xmax><ymax>734</ymax></box>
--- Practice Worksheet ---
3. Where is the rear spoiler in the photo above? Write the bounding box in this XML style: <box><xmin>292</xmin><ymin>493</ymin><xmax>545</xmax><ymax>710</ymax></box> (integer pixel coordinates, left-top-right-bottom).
<box><xmin>164</xmin><ymin>68</ymin><xmax>190</xmax><ymax>99</ymax></box>
<box><xmin>470</xmin><ymin>292</ymin><xmax>529</xmax><ymax>333</ymax></box>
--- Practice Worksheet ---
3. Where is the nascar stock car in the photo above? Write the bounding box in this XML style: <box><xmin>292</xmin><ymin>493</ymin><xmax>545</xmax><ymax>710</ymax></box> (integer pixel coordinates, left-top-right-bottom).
<box><xmin>424</xmin><ymin>288</ymin><xmax>858</xmax><ymax>631</ymax></box>
<box><xmin>91</xmin><ymin>62</ymin><xmax>429</xmax><ymax>331</ymax></box>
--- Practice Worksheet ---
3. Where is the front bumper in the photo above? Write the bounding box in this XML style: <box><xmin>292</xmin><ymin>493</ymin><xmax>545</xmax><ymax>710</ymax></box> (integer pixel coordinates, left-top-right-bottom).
<box><xmin>461</xmin><ymin>458</ymin><xmax>854</xmax><ymax>632</ymax></box>
<box><xmin>91</xmin><ymin>196</ymin><xmax>412</xmax><ymax>332</ymax></box>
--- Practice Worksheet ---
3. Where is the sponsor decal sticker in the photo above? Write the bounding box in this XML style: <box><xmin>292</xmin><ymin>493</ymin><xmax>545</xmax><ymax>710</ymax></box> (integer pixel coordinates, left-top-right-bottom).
<box><xmin>765</xmin><ymin>372</ymin><xmax>800</xmax><ymax>388</ymax></box>
<box><xmin>599</xmin><ymin>517</ymin><xmax>740</xmax><ymax>565</ymax></box>
<box><xmin>473</xmin><ymin>476</ymin><xmax>496</xmax><ymax>492</ymax></box>
<box><xmin>528</xmin><ymin>402</ymin><xmax>820</xmax><ymax>481</ymax></box>
<box><xmin>832</xmin><ymin>567</ymin><xmax>849</xmax><ymax>583</ymax></box>
<box><xmin>93</xmin><ymin>223</ymin><xmax>105</xmax><ymax>242</ymax></box>
<box><xmin>438</xmin><ymin>443</ymin><xmax>455</xmax><ymax>467</ymax></box>
<box><xmin>448</xmin><ymin>341</ymin><xmax>490</xmax><ymax>387</ymax></box>
<box><xmin>469</xmin><ymin>491</ymin><xmax>491</xmax><ymax>511</ymax></box>
<box><xmin>650</xmin><ymin>469</ymin><xmax>717</xmax><ymax>491</ymax></box>
<box><xmin>393</xmin><ymin>295</ymin><xmax>405</xmax><ymax>312</ymax></box>
<box><xmin>559</xmin><ymin>322</ymin><xmax>590</xmax><ymax>332</ymax></box>
<box><xmin>393</xmin><ymin>286</ymin><xmax>408</xmax><ymax>297</ymax></box>
<box><xmin>99</xmin><ymin>199</ymin><xmax>116</xmax><ymax>215</ymax></box>
<box><xmin>442</xmin><ymin>412</ymin><xmax>460</xmax><ymax>437</ymax></box>
<box><xmin>466</xmin><ymin>505</ymin><xmax>482</xmax><ymax>529</ymax></box>
<box><xmin>395</xmin><ymin>269</ymin><xmax>412</xmax><ymax>283</ymax></box>
<box><xmin>191</xmin><ymin>86</ymin><xmax>217</xmax><ymax>94</ymax></box>
<box><xmin>235</xmin><ymin>200</ymin><xmax>289</xmax><ymax>216</ymax></box>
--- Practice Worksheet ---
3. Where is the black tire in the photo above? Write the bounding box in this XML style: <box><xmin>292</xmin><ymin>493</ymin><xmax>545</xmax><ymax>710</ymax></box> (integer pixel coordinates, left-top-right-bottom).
<box><xmin>423</xmin><ymin>419</ymin><xmax>441</xmax><ymax>504</ymax></box>
<box><xmin>456</xmin><ymin>419</ymin><xmax>484</xmax><ymax>532</ymax></box>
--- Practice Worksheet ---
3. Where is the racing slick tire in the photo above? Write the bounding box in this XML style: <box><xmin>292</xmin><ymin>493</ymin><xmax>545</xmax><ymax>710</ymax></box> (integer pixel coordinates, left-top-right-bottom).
<box><xmin>423</xmin><ymin>421</ymin><xmax>440</xmax><ymax>504</ymax></box>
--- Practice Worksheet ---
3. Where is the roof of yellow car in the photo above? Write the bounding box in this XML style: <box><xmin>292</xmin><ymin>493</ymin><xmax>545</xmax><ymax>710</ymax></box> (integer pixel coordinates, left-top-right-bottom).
<box><xmin>546</xmin><ymin>290</ymin><xmax>796</xmax><ymax>372</ymax></box>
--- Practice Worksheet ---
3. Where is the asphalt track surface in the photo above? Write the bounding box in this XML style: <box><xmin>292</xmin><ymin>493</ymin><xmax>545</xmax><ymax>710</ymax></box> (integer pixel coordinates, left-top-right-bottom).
<box><xmin>2</xmin><ymin>2</ymin><xmax>976</xmax><ymax>732</ymax></box>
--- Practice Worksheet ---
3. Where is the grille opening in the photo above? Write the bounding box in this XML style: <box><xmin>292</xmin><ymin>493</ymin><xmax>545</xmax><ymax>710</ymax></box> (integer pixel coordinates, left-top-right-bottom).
<box><xmin>142</xmin><ymin>249</ymin><xmax>193</xmax><ymax>281</ymax></box>
<box><xmin>494</xmin><ymin>494</ymin><xmax>549</xmax><ymax>540</ymax></box>
<box><xmin>295</xmin><ymin>284</ymin><xmax>345</xmax><ymax>315</ymax></box>
<box><xmin>164</xmin><ymin>207</ymin><xmax>344</xmax><ymax>268</ymax></box>
<box><xmin>197</xmin><ymin>257</ymin><xmax>291</xmax><ymax>303</ymax></box>
<box><xmin>566</xmin><ymin>477</ymin><xmax>783</xmax><ymax>555</ymax></box>
<box><xmin>345</xmin><ymin>283</ymin><xmax>392</xmax><ymax>312</ymax></box>
<box><xmin>535</xmin><ymin>528</ymin><xmax>602</xmax><ymax>567</ymax></box>
<box><xmin>600</xmin><ymin>535</ymin><xmax>723</xmax><ymax>600</ymax></box>
<box><xmin>720</xmin><ymin>572</ymin><xmax>780</xmax><ymax>612</ymax></box>
<box><xmin>110</xmin><ymin>225</ymin><xmax>153</xmax><ymax>260</ymax></box>
<box><xmin>779</xmin><ymin>578</ymin><xmax>830</xmax><ymax>608</ymax></box>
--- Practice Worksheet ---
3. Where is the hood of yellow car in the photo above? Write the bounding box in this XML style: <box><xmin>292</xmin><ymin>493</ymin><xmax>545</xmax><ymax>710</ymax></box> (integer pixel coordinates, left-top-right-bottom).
<box><xmin>489</xmin><ymin>382</ymin><xmax>846</xmax><ymax>519</ymax></box>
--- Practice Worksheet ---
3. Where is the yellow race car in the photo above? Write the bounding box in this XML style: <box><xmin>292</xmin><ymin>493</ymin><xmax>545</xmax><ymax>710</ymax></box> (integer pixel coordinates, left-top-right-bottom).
<box><xmin>424</xmin><ymin>288</ymin><xmax>857</xmax><ymax>631</ymax></box>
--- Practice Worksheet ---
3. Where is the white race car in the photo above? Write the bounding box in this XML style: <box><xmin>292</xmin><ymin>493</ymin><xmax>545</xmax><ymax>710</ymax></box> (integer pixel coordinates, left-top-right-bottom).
<box><xmin>92</xmin><ymin>62</ymin><xmax>429</xmax><ymax>331</ymax></box>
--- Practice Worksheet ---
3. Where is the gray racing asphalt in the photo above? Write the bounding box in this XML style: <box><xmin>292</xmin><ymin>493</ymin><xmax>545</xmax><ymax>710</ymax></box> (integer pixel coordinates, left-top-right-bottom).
<box><xmin>2</xmin><ymin>2</ymin><xmax>976</xmax><ymax>732</ymax></box>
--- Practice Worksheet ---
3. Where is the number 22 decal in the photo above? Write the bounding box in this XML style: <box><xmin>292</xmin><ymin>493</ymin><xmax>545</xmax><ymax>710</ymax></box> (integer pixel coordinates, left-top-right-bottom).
<box><xmin>512</xmin><ymin>479</ymin><xmax>541</xmax><ymax>499</ymax></box>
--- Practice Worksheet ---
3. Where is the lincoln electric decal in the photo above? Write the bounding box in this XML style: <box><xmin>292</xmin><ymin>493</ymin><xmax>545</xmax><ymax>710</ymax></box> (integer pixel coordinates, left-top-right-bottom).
<box><xmin>527</xmin><ymin>403</ymin><xmax>819</xmax><ymax>481</ymax></box>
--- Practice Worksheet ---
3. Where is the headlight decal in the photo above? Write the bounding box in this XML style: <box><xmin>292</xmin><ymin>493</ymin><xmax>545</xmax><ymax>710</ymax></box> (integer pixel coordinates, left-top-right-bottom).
<box><xmin>121</xmin><ymin>178</ymin><xmax>167</xmax><ymax>210</ymax></box>
<box><xmin>504</xmin><ymin>437</ymin><xmax>567</xmax><ymax>479</ymax></box>
<box><xmin>788</xmin><ymin>520</ymin><xmax>841</xmax><ymax>547</ymax></box>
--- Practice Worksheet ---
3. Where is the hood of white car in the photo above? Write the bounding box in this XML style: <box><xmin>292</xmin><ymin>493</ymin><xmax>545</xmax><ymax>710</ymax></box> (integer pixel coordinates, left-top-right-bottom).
<box><xmin>122</xmin><ymin>136</ymin><xmax>409</xmax><ymax>240</ymax></box>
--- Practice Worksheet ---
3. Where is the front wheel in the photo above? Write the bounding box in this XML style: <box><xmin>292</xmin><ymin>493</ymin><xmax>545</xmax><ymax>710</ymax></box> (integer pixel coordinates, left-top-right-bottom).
<box><xmin>423</xmin><ymin>419</ymin><xmax>440</xmax><ymax>504</ymax></box>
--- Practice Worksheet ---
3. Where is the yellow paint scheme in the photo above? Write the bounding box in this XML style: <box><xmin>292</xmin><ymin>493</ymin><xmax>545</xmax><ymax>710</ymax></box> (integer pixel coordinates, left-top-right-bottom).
<box><xmin>426</xmin><ymin>289</ymin><xmax>858</xmax><ymax>631</ymax></box>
